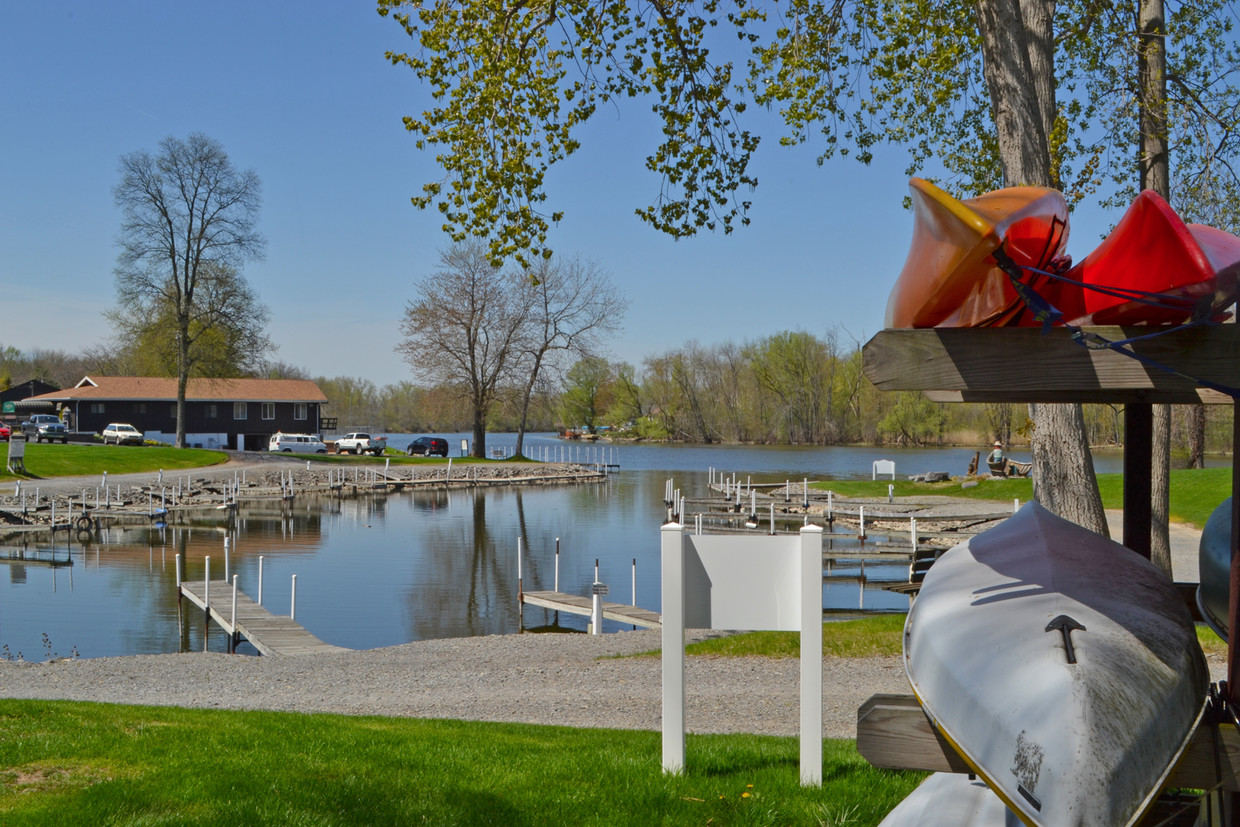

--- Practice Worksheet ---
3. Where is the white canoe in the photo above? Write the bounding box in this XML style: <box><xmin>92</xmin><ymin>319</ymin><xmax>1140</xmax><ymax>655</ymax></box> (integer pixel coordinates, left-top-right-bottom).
<box><xmin>905</xmin><ymin>502</ymin><xmax>1208</xmax><ymax>827</ymax></box>
<box><xmin>1196</xmin><ymin>496</ymin><xmax>1231</xmax><ymax>641</ymax></box>
<box><xmin>878</xmin><ymin>773</ymin><xmax>1021</xmax><ymax>826</ymax></box>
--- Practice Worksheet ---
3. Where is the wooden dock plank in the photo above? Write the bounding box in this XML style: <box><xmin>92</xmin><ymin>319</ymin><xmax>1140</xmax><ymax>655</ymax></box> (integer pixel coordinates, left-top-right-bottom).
<box><xmin>522</xmin><ymin>590</ymin><xmax>662</xmax><ymax>630</ymax></box>
<box><xmin>179</xmin><ymin>579</ymin><xmax>347</xmax><ymax>656</ymax></box>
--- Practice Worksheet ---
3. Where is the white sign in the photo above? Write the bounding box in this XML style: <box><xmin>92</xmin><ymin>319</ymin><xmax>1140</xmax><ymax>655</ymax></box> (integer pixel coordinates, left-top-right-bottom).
<box><xmin>661</xmin><ymin>523</ymin><xmax>824</xmax><ymax>786</ymax></box>
<box><xmin>591</xmin><ymin>583</ymin><xmax>609</xmax><ymax>596</ymax></box>
<box><xmin>6</xmin><ymin>436</ymin><xmax>25</xmax><ymax>474</ymax></box>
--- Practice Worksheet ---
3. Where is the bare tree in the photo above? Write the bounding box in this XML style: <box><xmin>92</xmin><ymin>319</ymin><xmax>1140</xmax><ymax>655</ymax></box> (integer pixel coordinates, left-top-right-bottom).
<box><xmin>512</xmin><ymin>256</ymin><xmax>627</xmax><ymax>457</ymax></box>
<box><xmin>113</xmin><ymin>133</ymin><xmax>266</xmax><ymax>447</ymax></box>
<box><xmin>396</xmin><ymin>243</ymin><xmax>530</xmax><ymax>457</ymax></box>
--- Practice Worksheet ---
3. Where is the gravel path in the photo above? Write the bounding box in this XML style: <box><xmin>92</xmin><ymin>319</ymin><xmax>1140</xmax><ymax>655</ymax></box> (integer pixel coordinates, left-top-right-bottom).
<box><xmin>0</xmin><ymin>631</ymin><xmax>911</xmax><ymax>738</ymax></box>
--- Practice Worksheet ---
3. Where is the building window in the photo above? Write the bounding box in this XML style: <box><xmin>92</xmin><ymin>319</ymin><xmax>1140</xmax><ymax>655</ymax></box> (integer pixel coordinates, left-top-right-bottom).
<box><xmin>294</xmin><ymin>403</ymin><xmax>307</xmax><ymax>421</ymax></box>
<box><xmin>89</xmin><ymin>403</ymin><xmax>105</xmax><ymax>414</ymax></box>
<box><xmin>205</xmin><ymin>404</ymin><xmax>217</xmax><ymax>419</ymax></box>
<box><xmin>261</xmin><ymin>402</ymin><xmax>275</xmax><ymax>420</ymax></box>
<box><xmin>234</xmin><ymin>402</ymin><xmax>248</xmax><ymax>420</ymax></box>
<box><xmin>171</xmin><ymin>404</ymin><xmax>177</xmax><ymax>419</ymax></box>
<box><xmin>137</xmin><ymin>402</ymin><xmax>147</xmax><ymax>414</ymax></box>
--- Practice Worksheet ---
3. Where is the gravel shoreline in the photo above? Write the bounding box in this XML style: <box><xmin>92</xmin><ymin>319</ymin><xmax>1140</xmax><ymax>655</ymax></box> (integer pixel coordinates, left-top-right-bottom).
<box><xmin>0</xmin><ymin>630</ymin><xmax>912</xmax><ymax>738</ymax></box>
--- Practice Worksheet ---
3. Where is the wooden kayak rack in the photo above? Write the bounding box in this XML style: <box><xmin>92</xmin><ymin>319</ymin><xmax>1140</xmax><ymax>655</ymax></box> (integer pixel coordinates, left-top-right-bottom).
<box><xmin>861</xmin><ymin>325</ymin><xmax>1240</xmax><ymax>796</ymax></box>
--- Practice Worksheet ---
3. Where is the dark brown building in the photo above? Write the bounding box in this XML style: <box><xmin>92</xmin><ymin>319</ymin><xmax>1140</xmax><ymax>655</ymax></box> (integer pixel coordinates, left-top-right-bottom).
<box><xmin>27</xmin><ymin>376</ymin><xmax>330</xmax><ymax>450</ymax></box>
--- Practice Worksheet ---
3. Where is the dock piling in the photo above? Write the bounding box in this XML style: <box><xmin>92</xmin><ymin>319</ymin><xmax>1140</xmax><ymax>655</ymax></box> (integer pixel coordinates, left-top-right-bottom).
<box><xmin>290</xmin><ymin>574</ymin><xmax>298</xmax><ymax>621</ymax></box>
<box><xmin>258</xmin><ymin>555</ymin><xmax>264</xmax><ymax>605</ymax></box>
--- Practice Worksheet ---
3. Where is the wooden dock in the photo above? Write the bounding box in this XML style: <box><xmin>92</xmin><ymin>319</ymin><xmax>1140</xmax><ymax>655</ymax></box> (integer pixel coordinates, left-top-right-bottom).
<box><xmin>521</xmin><ymin>590</ymin><xmax>663</xmax><ymax>630</ymax></box>
<box><xmin>178</xmin><ymin>579</ymin><xmax>348</xmax><ymax>656</ymax></box>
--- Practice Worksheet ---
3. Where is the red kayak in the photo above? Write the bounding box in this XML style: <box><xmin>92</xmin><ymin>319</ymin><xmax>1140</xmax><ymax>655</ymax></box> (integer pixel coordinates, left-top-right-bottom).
<box><xmin>1061</xmin><ymin>190</ymin><xmax>1240</xmax><ymax>325</ymax></box>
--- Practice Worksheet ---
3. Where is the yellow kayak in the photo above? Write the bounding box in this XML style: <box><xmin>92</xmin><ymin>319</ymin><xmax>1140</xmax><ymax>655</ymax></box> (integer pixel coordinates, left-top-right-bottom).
<box><xmin>885</xmin><ymin>178</ymin><xmax>1071</xmax><ymax>328</ymax></box>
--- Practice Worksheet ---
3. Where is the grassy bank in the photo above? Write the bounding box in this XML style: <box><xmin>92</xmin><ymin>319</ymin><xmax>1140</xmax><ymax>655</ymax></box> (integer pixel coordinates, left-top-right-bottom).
<box><xmin>0</xmin><ymin>699</ymin><xmax>920</xmax><ymax>826</ymax></box>
<box><xmin>816</xmin><ymin>467</ymin><xmax>1232</xmax><ymax>528</ymax></box>
<box><xmin>0</xmin><ymin>444</ymin><xmax>229</xmax><ymax>483</ymax></box>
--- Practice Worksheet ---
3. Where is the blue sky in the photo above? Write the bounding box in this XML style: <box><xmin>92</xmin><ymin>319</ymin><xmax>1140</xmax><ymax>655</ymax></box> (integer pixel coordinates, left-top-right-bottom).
<box><xmin>1</xmin><ymin>3</ymin><xmax>1116</xmax><ymax>386</ymax></box>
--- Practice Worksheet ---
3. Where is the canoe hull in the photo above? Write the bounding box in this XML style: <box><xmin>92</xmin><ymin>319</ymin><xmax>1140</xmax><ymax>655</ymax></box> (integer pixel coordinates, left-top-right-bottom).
<box><xmin>1065</xmin><ymin>191</ymin><xmax>1240</xmax><ymax>325</ymax></box>
<box><xmin>885</xmin><ymin>178</ymin><xmax>1070</xmax><ymax>329</ymax></box>
<box><xmin>1197</xmin><ymin>496</ymin><xmax>1232</xmax><ymax>642</ymax></box>
<box><xmin>905</xmin><ymin>502</ymin><xmax>1208</xmax><ymax>827</ymax></box>
<box><xmin>878</xmin><ymin>773</ymin><xmax>1021</xmax><ymax>826</ymax></box>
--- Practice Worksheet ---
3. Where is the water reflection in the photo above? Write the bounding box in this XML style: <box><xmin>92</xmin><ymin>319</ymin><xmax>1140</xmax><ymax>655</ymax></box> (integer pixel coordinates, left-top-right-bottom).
<box><xmin>0</xmin><ymin>466</ymin><xmax>918</xmax><ymax>661</ymax></box>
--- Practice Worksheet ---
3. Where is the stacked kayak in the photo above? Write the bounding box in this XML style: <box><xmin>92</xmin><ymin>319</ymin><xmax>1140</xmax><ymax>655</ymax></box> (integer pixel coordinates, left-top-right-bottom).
<box><xmin>886</xmin><ymin>179</ymin><xmax>1240</xmax><ymax>328</ymax></box>
<box><xmin>1197</xmin><ymin>497</ymin><xmax>1232</xmax><ymax>641</ymax></box>
<box><xmin>900</xmin><ymin>502</ymin><xmax>1208</xmax><ymax>826</ymax></box>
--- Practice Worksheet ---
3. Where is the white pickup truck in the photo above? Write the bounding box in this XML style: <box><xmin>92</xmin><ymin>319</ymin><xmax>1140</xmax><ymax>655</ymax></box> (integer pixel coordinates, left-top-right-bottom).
<box><xmin>333</xmin><ymin>433</ymin><xmax>388</xmax><ymax>456</ymax></box>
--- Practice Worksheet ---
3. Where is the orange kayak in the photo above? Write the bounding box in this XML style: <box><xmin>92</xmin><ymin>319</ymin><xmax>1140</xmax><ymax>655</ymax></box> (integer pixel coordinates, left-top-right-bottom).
<box><xmin>1064</xmin><ymin>190</ymin><xmax>1240</xmax><ymax>325</ymax></box>
<box><xmin>885</xmin><ymin>178</ymin><xmax>1071</xmax><ymax>328</ymax></box>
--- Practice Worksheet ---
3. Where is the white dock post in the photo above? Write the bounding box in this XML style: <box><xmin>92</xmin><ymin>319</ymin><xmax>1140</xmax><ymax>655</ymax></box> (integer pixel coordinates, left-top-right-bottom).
<box><xmin>590</xmin><ymin>558</ymin><xmax>603</xmax><ymax>635</ymax></box>
<box><xmin>749</xmin><ymin>490</ymin><xmax>756</xmax><ymax>520</ymax></box>
<box><xmin>290</xmin><ymin>574</ymin><xmax>298</xmax><ymax>621</ymax></box>
<box><xmin>230</xmin><ymin>575</ymin><xmax>238</xmax><ymax>652</ymax></box>
<box><xmin>911</xmin><ymin>518</ymin><xmax>918</xmax><ymax>549</ymax></box>
<box><xmin>803</xmin><ymin>478</ymin><xmax>809</xmax><ymax>509</ymax></box>
<box><xmin>517</xmin><ymin>537</ymin><xmax>524</xmax><ymax>604</ymax></box>
<box><xmin>827</xmin><ymin>490</ymin><xmax>833</xmax><ymax>519</ymax></box>
<box><xmin>204</xmin><ymin>555</ymin><xmax>211</xmax><ymax>651</ymax></box>
<box><xmin>632</xmin><ymin>558</ymin><xmax>637</xmax><ymax>606</ymax></box>
<box><xmin>554</xmin><ymin>538</ymin><xmax>560</xmax><ymax>593</ymax></box>
<box><xmin>1014</xmin><ymin>498</ymin><xmax>1020</xmax><ymax>513</ymax></box>
<box><xmin>769</xmin><ymin>502</ymin><xmax>775</xmax><ymax>534</ymax></box>
<box><xmin>51</xmin><ymin>499</ymin><xmax>56</xmax><ymax>527</ymax></box>
<box><xmin>661</xmin><ymin>522</ymin><xmax>685</xmax><ymax>774</ymax></box>
<box><xmin>258</xmin><ymin>555</ymin><xmax>264</xmax><ymax>605</ymax></box>
<box><xmin>175</xmin><ymin>552</ymin><xmax>182</xmax><ymax>587</ymax></box>
<box><xmin>223</xmin><ymin>536</ymin><xmax>231</xmax><ymax>583</ymax></box>
<box><xmin>859</xmin><ymin>505</ymin><xmax>866</xmax><ymax>539</ymax></box>
<box><xmin>888</xmin><ymin>484</ymin><xmax>894</xmax><ymax>503</ymax></box>
<box><xmin>446</xmin><ymin>458</ymin><xmax>452</xmax><ymax>481</ymax></box>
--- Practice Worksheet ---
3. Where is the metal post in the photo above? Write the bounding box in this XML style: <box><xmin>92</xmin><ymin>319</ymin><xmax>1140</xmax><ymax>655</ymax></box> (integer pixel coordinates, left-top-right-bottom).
<box><xmin>632</xmin><ymin>558</ymin><xmax>637</xmax><ymax>606</ymax></box>
<box><xmin>204</xmin><ymin>555</ymin><xmax>211</xmax><ymax>651</ymax></box>
<box><xmin>290</xmin><ymin>574</ymin><xmax>298</xmax><ymax>621</ymax></box>
<box><xmin>230</xmin><ymin>575</ymin><xmax>238</xmax><ymax>654</ymax></box>
<box><xmin>554</xmin><ymin>538</ymin><xmax>560</xmax><ymax>593</ymax></box>
<box><xmin>224</xmin><ymin>536</ymin><xmax>231</xmax><ymax>583</ymax></box>
<box><xmin>859</xmin><ymin>505</ymin><xmax>866</xmax><ymax>540</ymax></box>
<box><xmin>258</xmin><ymin>555</ymin><xmax>264</xmax><ymax>605</ymax></box>
<box><xmin>517</xmin><ymin>537</ymin><xmax>523</xmax><ymax>604</ymax></box>
<box><xmin>888</xmin><ymin>483</ymin><xmax>894</xmax><ymax>503</ymax></box>
<box><xmin>911</xmin><ymin>518</ymin><xmax>918</xmax><ymax>550</ymax></box>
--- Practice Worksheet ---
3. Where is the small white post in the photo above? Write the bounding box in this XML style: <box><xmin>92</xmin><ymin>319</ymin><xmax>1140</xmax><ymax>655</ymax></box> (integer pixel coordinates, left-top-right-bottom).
<box><xmin>517</xmin><ymin>537</ymin><xmax>524</xmax><ymax>604</ymax></box>
<box><xmin>223</xmin><ymin>536</ymin><xmax>231</xmax><ymax>583</ymax></box>
<box><xmin>888</xmin><ymin>483</ymin><xmax>894</xmax><ymax>503</ymax></box>
<box><xmin>384</xmin><ymin>457</ymin><xmax>390</xmax><ymax>477</ymax></box>
<box><xmin>785</xmin><ymin>480</ymin><xmax>790</xmax><ymax>502</ymax></box>
<box><xmin>911</xmin><ymin>518</ymin><xmax>918</xmax><ymax>549</ymax></box>
<box><xmin>859</xmin><ymin>505</ymin><xmax>866</xmax><ymax>538</ymax></box>
<box><xmin>1014</xmin><ymin>498</ymin><xmax>1020</xmax><ymax>513</ymax></box>
<box><xmin>590</xmin><ymin>558</ymin><xmax>602</xmax><ymax>635</ymax></box>
<box><xmin>175</xmin><ymin>552</ymin><xmax>182</xmax><ymax>586</ymax></box>
<box><xmin>750</xmin><ymin>490</ymin><xmax>756</xmax><ymax>519</ymax></box>
<box><xmin>101</xmin><ymin>470</ymin><xmax>107</xmax><ymax>489</ymax></box>
<box><xmin>632</xmin><ymin>557</ymin><xmax>637</xmax><ymax>606</ymax></box>
<box><xmin>446</xmin><ymin>458</ymin><xmax>452</xmax><ymax>480</ymax></box>
<box><xmin>803</xmin><ymin>478</ymin><xmax>809</xmax><ymax>509</ymax></box>
<box><xmin>827</xmin><ymin>490</ymin><xmax>833</xmax><ymax>519</ymax></box>
<box><xmin>769</xmin><ymin>502</ymin><xmax>775</xmax><ymax>534</ymax></box>
<box><xmin>258</xmin><ymin>555</ymin><xmax>264</xmax><ymax>605</ymax></box>
<box><xmin>231</xmin><ymin>574</ymin><xmax>238</xmax><ymax>637</ymax></box>
<box><xmin>306</xmin><ymin>460</ymin><xmax>311</xmax><ymax>471</ymax></box>
<box><xmin>290</xmin><ymin>574</ymin><xmax>298</xmax><ymax>621</ymax></box>
<box><xmin>158</xmin><ymin>469</ymin><xmax>163</xmax><ymax>486</ymax></box>
<box><xmin>204</xmin><ymin>554</ymin><xmax>211</xmax><ymax>652</ymax></box>
<box><xmin>554</xmin><ymin>538</ymin><xmax>560</xmax><ymax>593</ymax></box>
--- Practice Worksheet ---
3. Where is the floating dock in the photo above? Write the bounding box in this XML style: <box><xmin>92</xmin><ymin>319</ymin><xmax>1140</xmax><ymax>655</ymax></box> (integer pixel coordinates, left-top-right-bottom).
<box><xmin>178</xmin><ymin>578</ymin><xmax>348</xmax><ymax>656</ymax></box>
<box><xmin>521</xmin><ymin>590</ymin><xmax>662</xmax><ymax>630</ymax></box>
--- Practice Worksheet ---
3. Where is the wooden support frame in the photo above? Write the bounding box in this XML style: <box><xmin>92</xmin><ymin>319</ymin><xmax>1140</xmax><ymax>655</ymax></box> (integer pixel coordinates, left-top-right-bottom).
<box><xmin>861</xmin><ymin>325</ymin><xmax>1240</xmax><ymax>779</ymax></box>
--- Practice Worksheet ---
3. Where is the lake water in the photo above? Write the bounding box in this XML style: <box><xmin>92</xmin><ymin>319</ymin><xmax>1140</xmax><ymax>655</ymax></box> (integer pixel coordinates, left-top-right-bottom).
<box><xmin>0</xmin><ymin>435</ymin><xmax>1130</xmax><ymax>661</ymax></box>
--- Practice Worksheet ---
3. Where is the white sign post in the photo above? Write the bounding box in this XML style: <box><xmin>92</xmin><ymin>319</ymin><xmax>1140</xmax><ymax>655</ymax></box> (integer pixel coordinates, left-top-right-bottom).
<box><xmin>6</xmin><ymin>435</ymin><xmax>26</xmax><ymax>474</ymax></box>
<box><xmin>661</xmin><ymin>523</ymin><xmax>823</xmax><ymax>785</ymax></box>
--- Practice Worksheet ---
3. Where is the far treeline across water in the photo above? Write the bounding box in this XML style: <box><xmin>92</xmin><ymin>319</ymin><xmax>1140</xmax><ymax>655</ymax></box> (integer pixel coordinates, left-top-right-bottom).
<box><xmin>315</xmin><ymin>330</ymin><xmax>1233</xmax><ymax>457</ymax></box>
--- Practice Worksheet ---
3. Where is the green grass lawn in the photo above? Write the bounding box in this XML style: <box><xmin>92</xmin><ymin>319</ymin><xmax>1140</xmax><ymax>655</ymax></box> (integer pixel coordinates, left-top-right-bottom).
<box><xmin>816</xmin><ymin>466</ymin><xmax>1232</xmax><ymax>529</ymax></box>
<box><xmin>0</xmin><ymin>700</ymin><xmax>921</xmax><ymax>826</ymax></box>
<box><xmin>0</xmin><ymin>443</ymin><xmax>229</xmax><ymax>483</ymax></box>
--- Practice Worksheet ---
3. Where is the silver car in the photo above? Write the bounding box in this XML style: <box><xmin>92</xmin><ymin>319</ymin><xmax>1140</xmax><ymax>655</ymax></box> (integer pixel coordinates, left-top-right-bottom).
<box><xmin>21</xmin><ymin>414</ymin><xmax>68</xmax><ymax>443</ymax></box>
<box><xmin>102</xmin><ymin>423</ymin><xmax>144</xmax><ymax>445</ymax></box>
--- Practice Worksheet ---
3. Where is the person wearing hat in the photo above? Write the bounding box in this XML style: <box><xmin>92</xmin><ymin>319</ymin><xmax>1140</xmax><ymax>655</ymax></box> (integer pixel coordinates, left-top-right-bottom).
<box><xmin>987</xmin><ymin>440</ymin><xmax>1005</xmax><ymax>467</ymax></box>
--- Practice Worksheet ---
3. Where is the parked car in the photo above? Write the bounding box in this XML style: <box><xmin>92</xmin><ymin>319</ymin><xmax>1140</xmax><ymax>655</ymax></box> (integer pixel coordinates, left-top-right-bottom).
<box><xmin>333</xmin><ymin>432</ymin><xmax>389</xmax><ymax>456</ymax></box>
<box><xmin>0</xmin><ymin>424</ymin><xmax>9</xmax><ymax>442</ymax></box>
<box><xmin>268</xmin><ymin>432</ymin><xmax>328</xmax><ymax>454</ymax></box>
<box><xmin>21</xmin><ymin>414</ymin><xmax>68</xmax><ymax>443</ymax></box>
<box><xmin>101</xmin><ymin>423</ymin><xmax>144</xmax><ymax>445</ymax></box>
<box><xmin>407</xmin><ymin>436</ymin><xmax>449</xmax><ymax>457</ymax></box>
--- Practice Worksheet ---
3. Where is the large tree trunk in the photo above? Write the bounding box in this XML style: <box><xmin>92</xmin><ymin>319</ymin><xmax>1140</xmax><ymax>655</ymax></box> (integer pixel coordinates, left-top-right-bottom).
<box><xmin>176</xmin><ymin>323</ymin><xmax>189</xmax><ymax>449</ymax></box>
<box><xmin>1140</xmin><ymin>0</ymin><xmax>1172</xmax><ymax>572</ymax></box>
<box><xmin>1188</xmin><ymin>405</ymin><xmax>1206</xmax><ymax>468</ymax></box>
<box><xmin>975</xmin><ymin>0</ymin><xmax>1108</xmax><ymax>535</ymax></box>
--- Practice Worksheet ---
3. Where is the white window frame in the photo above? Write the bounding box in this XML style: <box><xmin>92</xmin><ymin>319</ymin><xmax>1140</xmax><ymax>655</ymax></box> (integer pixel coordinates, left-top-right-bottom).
<box><xmin>261</xmin><ymin>402</ymin><xmax>275</xmax><ymax>420</ymax></box>
<box><xmin>233</xmin><ymin>402</ymin><xmax>248</xmax><ymax>420</ymax></box>
<box><xmin>294</xmin><ymin>403</ymin><xmax>307</xmax><ymax>421</ymax></box>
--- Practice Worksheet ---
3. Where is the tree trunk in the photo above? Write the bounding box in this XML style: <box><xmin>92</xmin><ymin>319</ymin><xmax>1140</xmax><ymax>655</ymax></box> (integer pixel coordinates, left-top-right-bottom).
<box><xmin>472</xmin><ymin>409</ymin><xmax>486</xmax><ymax>458</ymax></box>
<box><xmin>176</xmin><ymin>324</ymin><xmax>189</xmax><ymax>449</ymax></box>
<box><xmin>1188</xmin><ymin>404</ymin><xmax>1206</xmax><ymax>468</ymax></box>
<box><xmin>514</xmin><ymin>352</ymin><xmax>545</xmax><ymax>460</ymax></box>
<box><xmin>976</xmin><ymin>0</ymin><xmax>1108</xmax><ymax>534</ymax></box>
<box><xmin>1141</xmin><ymin>0</ymin><xmax>1171</xmax><ymax>570</ymax></box>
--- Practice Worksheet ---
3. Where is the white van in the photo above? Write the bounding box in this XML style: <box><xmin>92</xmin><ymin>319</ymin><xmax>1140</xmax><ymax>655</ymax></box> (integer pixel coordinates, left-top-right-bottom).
<box><xmin>268</xmin><ymin>433</ymin><xmax>327</xmax><ymax>454</ymax></box>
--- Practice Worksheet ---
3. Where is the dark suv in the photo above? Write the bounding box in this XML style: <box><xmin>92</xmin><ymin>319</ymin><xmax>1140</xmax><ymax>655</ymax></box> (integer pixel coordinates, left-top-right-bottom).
<box><xmin>407</xmin><ymin>436</ymin><xmax>449</xmax><ymax>457</ymax></box>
